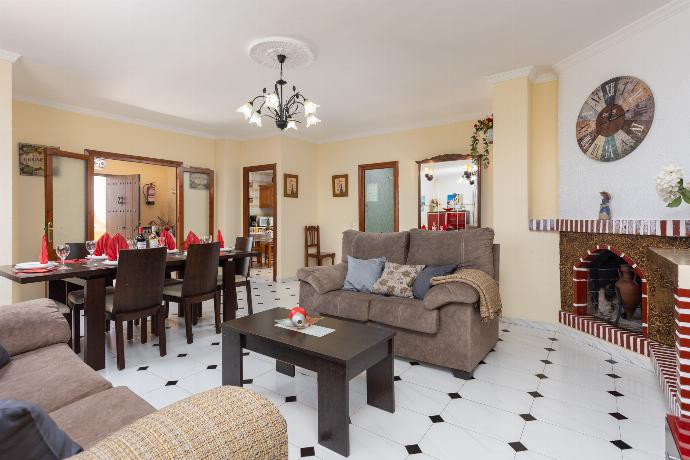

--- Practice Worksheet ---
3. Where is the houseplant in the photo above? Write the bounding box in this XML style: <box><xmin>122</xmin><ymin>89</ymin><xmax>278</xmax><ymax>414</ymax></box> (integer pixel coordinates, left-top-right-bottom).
<box><xmin>469</xmin><ymin>114</ymin><xmax>493</xmax><ymax>168</ymax></box>
<box><xmin>656</xmin><ymin>164</ymin><xmax>690</xmax><ymax>207</ymax></box>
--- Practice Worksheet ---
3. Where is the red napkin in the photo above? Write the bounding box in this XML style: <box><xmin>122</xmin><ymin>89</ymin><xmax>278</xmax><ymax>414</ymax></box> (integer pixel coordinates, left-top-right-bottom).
<box><xmin>106</xmin><ymin>233</ymin><xmax>128</xmax><ymax>261</ymax></box>
<box><xmin>40</xmin><ymin>235</ymin><xmax>49</xmax><ymax>264</ymax></box>
<box><xmin>217</xmin><ymin>230</ymin><xmax>225</xmax><ymax>248</ymax></box>
<box><xmin>161</xmin><ymin>229</ymin><xmax>176</xmax><ymax>250</ymax></box>
<box><xmin>94</xmin><ymin>233</ymin><xmax>111</xmax><ymax>256</ymax></box>
<box><xmin>185</xmin><ymin>231</ymin><xmax>200</xmax><ymax>250</ymax></box>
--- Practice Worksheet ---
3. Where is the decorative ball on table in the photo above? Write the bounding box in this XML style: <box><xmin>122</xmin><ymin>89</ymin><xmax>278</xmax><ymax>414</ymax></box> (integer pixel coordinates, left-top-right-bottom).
<box><xmin>289</xmin><ymin>306</ymin><xmax>307</xmax><ymax>327</ymax></box>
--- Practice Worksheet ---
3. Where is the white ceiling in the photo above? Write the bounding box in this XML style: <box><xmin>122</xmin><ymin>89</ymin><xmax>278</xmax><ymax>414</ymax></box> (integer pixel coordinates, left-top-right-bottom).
<box><xmin>0</xmin><ymin>0</ymin><xmax>671</xmax><ymax>143</ymax></box>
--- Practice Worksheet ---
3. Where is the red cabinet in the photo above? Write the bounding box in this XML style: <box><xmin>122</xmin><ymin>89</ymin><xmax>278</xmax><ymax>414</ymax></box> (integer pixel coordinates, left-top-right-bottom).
<box><xmin>427</xmin><ymin>211</ymin><xmax>467</xmax><ymax>230</ymax></box>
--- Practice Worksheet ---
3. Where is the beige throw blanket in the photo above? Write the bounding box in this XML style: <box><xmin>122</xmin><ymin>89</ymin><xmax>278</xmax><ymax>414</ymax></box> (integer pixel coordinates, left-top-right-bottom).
<box><xmin>431</xmin><ymin>269</ymin><xmax>502</xmax><ymax>321</ymax></box>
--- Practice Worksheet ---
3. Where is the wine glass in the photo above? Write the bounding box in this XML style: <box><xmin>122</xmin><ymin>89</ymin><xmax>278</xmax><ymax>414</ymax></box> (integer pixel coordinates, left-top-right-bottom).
<box><xmin>127</xmin><ymin>239</ymin><xmax>135</xmax><ymax>250</ymax></box>
<box><xmin>85</xmin><ymin>240</ymin><xmax>96</xmax><ymax>265</ymax></box>
<box><xmin>55</xmin><ymin>243</ymin><xmax>70</xmax><ymax>270</ymax></box>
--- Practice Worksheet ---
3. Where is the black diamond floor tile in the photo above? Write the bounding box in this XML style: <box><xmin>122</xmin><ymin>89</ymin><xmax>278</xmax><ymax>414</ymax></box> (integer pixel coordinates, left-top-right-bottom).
<box><xmin>177</xmin><ymin>353</ymin><xmax>187</xmax><ymax>357</ymax></box>
<box><xmin>242</xmin><ymin>351</ymin><xmax>250</xmax><ymax>356</ymax></box>
<box><xmin>429</xmin><ymin>415</ymin><xmax>444</xmax><ymax>423</ymax></box>
<box><xmin>285</xmin><ymin>396</ymin><xmax>297</xmax><ymax>403</ymax></box>
<box><xmin>520</xmin><ymin>414</ymin><xmax>536</xmax><ymax>421</ymax></box>
<box><xmin>211</xmin><ymin>342</ymin><xmax>220</xmax><ymax>346</ymax></box>
<box><xmin>207</xmin><ymin>364</ymin><xmax>218</xmax><ymax>369</ymax></box>
<box><xmin>608</xmin><ymin>390</ymin><xmax>624</xmax><ymax>397</ymax></box>
<box><xmin>528</xmin><ymin>391</ymin><xmax>543</xmax><ymax>398</ymax></box>
<box><xmin>605</xmin><ymin>359</ymin><xmax>618</xmax><ymax>364</ymax></box>
<box><xmin>409</xmin><ymin>361</ymin><xmax>420</xmax><ymax>366</ymax></box>
<box><xmin>609</xmin><ymin>412</ymin><xmax>628</xmax><ymax>420</ymax></box>
<box><xmin>544</xmin><ymin>347</ymin><xmax>557</xmax><ymax>352</ymax></box>
<box><xmin>548</xmin><ymin>337</ymin><xmax>558</xmax><ymax>341</ymax></box>
<box><xmin>405</xmin><ymin>444</ymin><xmax>422</xmax><ymax>454</ymax></box>
<box><xmin>300</xmin><ymin>446</ymin><xmax>315</xmax><ymax>457</ymax></box>
<box><xmin>498</xmin><ymin>338</ymin><xmax>503</xmax><ymax>341</ymax></box>
<box><xmin>509</xmin><ymin>442</ymin><xmax>527</xmax><ymax>452</ymax></box>
<box><xmin>606</xmin><ymin>373</ymin><xmax>621</xmax><ymax>379</ymax></box>
<box><xmin>242</xmin><ymin>379</ymin><xmax>253</xmax><ymax>385</ymax></box>
<box><xmin>448</xmin><ymin>392</ymin><xmax>462</xmax><ymax>399</ymax></box>
<box><xmin>165</xmin><ymin>380</ymin><xmax>178</xmax><ymax>386</ymax></box>
<box><xmin>540</xmin><ymin>360</ymin><xmax>553</xmax><ymax>364</ymax></box>
<box><xmin>137</xmin><ymin>366</ymin><xmax>148</xmax><ymax>371</ymax></box>
<box><xmin>535</xmin><ymin>373</ymin><xmax>548</xmax><ymax>379</ymax></box>
<box><xmin>501</xmin><ymin>329</ymin><xmax>510</xmax><ymax>332</ymax></box>
<box><xmin>610</xmin><ymin>440</ymin><xmax>632</xmax><ymax>450</ymax></box>
<box><xmin>394</xmin><ymin>376</ymin><xmax>401</xmax><ymax>381</ymax></box>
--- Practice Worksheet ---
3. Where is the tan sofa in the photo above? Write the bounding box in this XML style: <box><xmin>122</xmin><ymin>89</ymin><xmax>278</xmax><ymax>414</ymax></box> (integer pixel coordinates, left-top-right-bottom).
<box><xmin>298</xmin><ymin>228</ymin><xmax>500</xmax><ymax>378</ymax></box>
<box><xmin>0</xmin><ymin>299</ymin><xmax>287</xmax><ymax>459</ymax></box>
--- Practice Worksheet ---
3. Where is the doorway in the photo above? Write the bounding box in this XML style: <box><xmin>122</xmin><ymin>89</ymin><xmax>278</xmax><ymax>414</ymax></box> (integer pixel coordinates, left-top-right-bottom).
<box><xmin>243</xmin><ymin>164</ymin><xmax>277</xmax><ymax>282</ymax></box>
<box><xmin>358</xmin><ymin>161</ymin><xmax>399</xmax><ymax>232</ymax></box>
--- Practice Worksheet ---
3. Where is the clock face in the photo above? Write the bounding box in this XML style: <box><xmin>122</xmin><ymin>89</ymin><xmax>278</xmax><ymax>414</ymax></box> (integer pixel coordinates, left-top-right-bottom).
<box><xmin>576</xmin><ymin>76</ymin><xmax>654</xmax><ymax>162</ymax></box>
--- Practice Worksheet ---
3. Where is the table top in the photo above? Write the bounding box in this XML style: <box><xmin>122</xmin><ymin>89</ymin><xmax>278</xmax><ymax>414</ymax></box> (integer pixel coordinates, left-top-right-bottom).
<box><xmin>0</xmin><ymin>249</ymin><xmax>260</xmax><ymax>284</ymax></box>
<box><xmin>223</xmin><ymin>308</ymin><xmax>395</xmax><ymax>363</ymax></box>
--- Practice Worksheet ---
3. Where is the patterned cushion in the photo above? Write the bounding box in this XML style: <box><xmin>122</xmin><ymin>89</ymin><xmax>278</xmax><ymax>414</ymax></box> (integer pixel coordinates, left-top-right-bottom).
<box><xmin>371</xmin><ymin>262</ymin><xmax>424</xmax><ymax>298</ymax></box>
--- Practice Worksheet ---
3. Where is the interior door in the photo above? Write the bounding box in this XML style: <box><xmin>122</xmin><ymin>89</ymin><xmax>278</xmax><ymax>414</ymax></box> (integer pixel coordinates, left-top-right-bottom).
<box><xmin>45</xmin><ymin>149</ymin><xmax>88</xmax><ymax>259</ymax></box>
<box><xmin>105</xmin><ymin>175</ymin><xmax>140</xmax><ymax>239</ymax></box>
<box><xmin>359</xmin><ymin>161</ymin><xmax>399</xmax><ymax>232</ymax></box>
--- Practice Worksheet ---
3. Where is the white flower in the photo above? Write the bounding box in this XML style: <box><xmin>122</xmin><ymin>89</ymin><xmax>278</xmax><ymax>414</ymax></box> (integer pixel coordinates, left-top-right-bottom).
<box><xmin>655</xmin><ymin>164</ymin><xmax>684</xmax><ymax>204</ymax></box>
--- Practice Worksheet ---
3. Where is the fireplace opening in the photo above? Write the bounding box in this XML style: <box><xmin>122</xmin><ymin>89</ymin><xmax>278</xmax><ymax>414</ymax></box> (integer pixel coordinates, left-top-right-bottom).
<box><xmin>586</xmin><ymin>250</ymin><xmax>643</xmax><ymax>333</ymax></box>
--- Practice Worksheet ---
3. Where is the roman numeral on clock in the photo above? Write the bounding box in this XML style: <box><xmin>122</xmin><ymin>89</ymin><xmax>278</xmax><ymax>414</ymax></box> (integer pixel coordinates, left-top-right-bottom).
<box><xmin>580</xmin><ymin>134</ymin><xmax>594</xmax><ymax>150</ymax></box>
<box><xmin>630</xmin><ymin>122</ymin><xmax>644</xmax><ymax>133</ymax></box>
<box><xmin>605</xmin><ymin>82</ymin><xmax>615</xmax><ymax>97</ymax></box>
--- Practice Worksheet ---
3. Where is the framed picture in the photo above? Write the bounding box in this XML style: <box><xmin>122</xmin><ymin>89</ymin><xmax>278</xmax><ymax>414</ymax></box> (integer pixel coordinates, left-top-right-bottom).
<box><xmin>18</xmin><ymin>143</ymin><xmax>55</xmax><ymax>176</ymax></box>
<box><xmin>284</xmin><ymin>174</ymin><xmax>298</xmax><ymax>198</ymax></box>
<box><xmin>189</xmin><ymin>172</ymin><xmax>209</xmax><ymax>190</ymax></box>
<box><xmin>332</xmin><ymin>174</ymin><xmax>348</xmax><ymax>197</ymax></box>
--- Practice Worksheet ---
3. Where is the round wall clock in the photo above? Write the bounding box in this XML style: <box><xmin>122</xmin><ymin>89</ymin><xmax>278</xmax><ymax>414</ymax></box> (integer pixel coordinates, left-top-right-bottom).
<box><xmin>576</xmin><ymin>76</ymin><xmax>654</xmax><ymax>162</ymax></box>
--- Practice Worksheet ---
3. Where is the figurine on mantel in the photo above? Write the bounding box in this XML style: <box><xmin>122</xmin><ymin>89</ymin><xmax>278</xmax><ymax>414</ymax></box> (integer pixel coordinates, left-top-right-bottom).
<box><xmin>599</xmin><ymin>191</ymin><xmax>612</xmax><ymax>220</ymax></box>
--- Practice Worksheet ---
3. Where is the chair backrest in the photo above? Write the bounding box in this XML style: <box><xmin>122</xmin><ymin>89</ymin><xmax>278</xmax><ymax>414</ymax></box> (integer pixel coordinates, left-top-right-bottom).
<box><xmin>234</xmin><ymin>236</ymin><xmax>253</xmax><ymax>278</ymax></box>
<box><xmin>305</xmin><ymin>226</ymin><xmax>321</xmax><ymax>253</ymax></box>
<box><xmin>182</xmin><ymin>242</ymin><xmax>220</xmax><ymax>297</ymax></box>
<box><xmin>113</xmin><ymin>247</ymin><xmax>167</xmax><ymax>314</ymax></box>
<box><xmin>66</xmin><ymin>242</ymin><xmax>88</xmax><ymax>259</ymax></box>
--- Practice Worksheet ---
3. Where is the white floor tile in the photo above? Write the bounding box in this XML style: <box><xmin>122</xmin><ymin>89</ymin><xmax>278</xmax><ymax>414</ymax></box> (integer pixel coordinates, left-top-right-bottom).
<box><xmin>351</xmin><ymin>405</ymin><xmax>431</xmax><ymax>445</ymax></box>
<box><xmin>537</xmin><ymin>378</ymin><xmax>619</xmax><ymax>413</ymax></box>
<box><xmin>460</xmin><ymin>378</ymin><xmax>535</xmax><ymax>414</ymax></box>
<box><xmin>530</xmin><ymin>396</ymin><xmax>620</xmax><ymax>440</ymax></box>
<box><xmin>315</xmin><ymin>425</ymin><xmax>408</xmax><ymax>460</ymax></box>
<box><xmin>145</xmin><ymin>355</ymin><xmax>207</xmax><ymax>381</ymax></box>
<box><xmin>399</xmin><ymin>363</ymin><xmax>464</xmax><ymax>394</ymax></box>
<box><xmin>418</xmin><ymin>423</ymin><xmax>516</xmax><ymax>460</ymax></box>
<box><xmin>473</xmin><ymin>362</ymin><xmax>542</xmax><ymax>392</ymax></box>
<box><xmin>280</xmin><ymin>402</ymin><xmax>319</xmax><ymax>447</ymax></box>
<box><xmin>442</xmin><ymin>398</ymin><xmax>526</xmax><ymax>442</ymax></box>
<box><xmin>142</xmin><ymin>385</ymin><xmax>192</xmax><ymax>409</ymax></box>
<box><xmin>394</xmin><ymin>380</ymin><xmax>450</xmax><ymax>416</ymax></box>
<box><xmin>177</xmin><ymin>368</ymin><xmax>222</xmax><ymax>394</ymax></box>
<box><xmin>521</xmin><ymin>420</ymin><xmax>623</xmax><ymax>460</ymax></box>
<box><xmin>619</xmin><ymin>419</ymin><xmax>665</xmax><ymax>455</ymax></box>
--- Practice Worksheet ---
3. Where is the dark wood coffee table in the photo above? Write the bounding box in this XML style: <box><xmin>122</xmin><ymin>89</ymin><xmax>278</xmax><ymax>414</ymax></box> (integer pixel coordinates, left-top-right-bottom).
<box><xmin>222</xmin><ymin>308</ymin><xmax>395</xmax><ymax>457</ymax></box>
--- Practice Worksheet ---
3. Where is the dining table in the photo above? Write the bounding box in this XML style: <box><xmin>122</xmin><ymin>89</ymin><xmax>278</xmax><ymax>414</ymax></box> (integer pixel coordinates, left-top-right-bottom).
<box><xmin>0</xmin><ymin>249</ymin><xmax>259</xmax><ymax>371</ymax></box>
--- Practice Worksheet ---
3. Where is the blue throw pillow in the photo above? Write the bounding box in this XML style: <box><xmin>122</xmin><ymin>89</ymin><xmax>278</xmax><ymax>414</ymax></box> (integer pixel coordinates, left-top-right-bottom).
<box><xmin>413</xmin><ymin>264</ymin><xmax>457</xmax><ymax>299</ymax></box>
<box><xmin>343</xmin><ymin>256</ymin><xmax>387</xmax><ymax>293</ymax></box>
<box><xmin>0</xmin><ymin>399</ymin><xmax>82</xmax><ymax>459</ymax></box>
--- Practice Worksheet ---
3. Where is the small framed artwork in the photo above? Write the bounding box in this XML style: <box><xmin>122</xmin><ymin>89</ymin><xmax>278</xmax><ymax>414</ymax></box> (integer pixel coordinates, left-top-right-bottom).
<box><xmin>189</xmin><ymin>172</ymin><xmax>209</xmax><ymax>190</ymax></box>
<box><xmin>18</xmin><ymin>143</ymin><xmax>56</xmax><ymax>176</ymax></box>
<box><xmin>332</xmin><ymin>174</ymin><xmax>348</xmax><ymax>197</ymax></box>
<box><xmin>284</xmin><ymin>174</ymin><xmax>298</xmax><ymax>198</ymax></box>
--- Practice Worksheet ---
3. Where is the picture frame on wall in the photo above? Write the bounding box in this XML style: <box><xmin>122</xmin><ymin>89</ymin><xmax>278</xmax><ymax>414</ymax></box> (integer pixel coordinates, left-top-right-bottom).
<box><xmin>18</xmin><ymin>143</ymin><xmax>56</xmax><ymax>176</ymax></box>
<box><xmin>189</xmin><ymin>172</ymin><xmax>209</xmax><ymax>190</ymax></box>
<box><xmin>332</xmin><ymin>174</ymin><xmax>348</xmax><ymax>197</ymax></box>
<box><xmin>284</xmin><ymin>173</ymin><xmax>298</xmax><ymax>198</ymax></box>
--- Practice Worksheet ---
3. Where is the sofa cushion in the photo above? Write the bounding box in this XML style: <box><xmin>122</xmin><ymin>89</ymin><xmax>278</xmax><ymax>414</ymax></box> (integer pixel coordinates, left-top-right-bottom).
<box><xmin>0</xmin><ymin>344</ymin><xmax>112</xmax><ymax>413</ymax></box>
<box><xmin>423</xmin><ymin>282</ymin><xmax>479</xmax><ymax>310</ymax></box>
<box><xmin>297</xmin><ymin>263</ymin><xmax>348</xmax><ymax>295</ymax></box>
<box><xmin>0</xmin><ymin>399</ymin><xmax>83</xmax><ymax>459</ymax></box>
<box><xmin>343</xmin><ymin>230</ymin><xmax>410</xmax><ymax>264</ymax></box>
<box><xmin>371</xmin><ymin>262</ymin><xmax>424</xmax><ymax>298</ymax></box>
<box><xmin>369</xmin><ymin>296</ymin><xmax>439</xmax><ymax>334</ymax></box>
<box><xmin>313</xmin><ymin>290</ymin><xmax>373</xmax><ymax>322</ymax></box>
<box><xmin>50</xmin><ymin>387</ymin><xmax>155</xmax><ymax>449</ymax></box>
<box><xmin>343</xmin><ymin>256</ymin><xmax>386</xmax><ymax>293</ymax></box>
<box><xmin>406</xmin><ymin>228</ymin><xmax>495</xmax><ymax>278</ymax></box>
<box><xmin>413</xmin><ymin>264</ymin><xmax>457</xmax><ymax>299</ymax></box>
<box><xmin>0</xmin><ymin>299</ymin><xmax>71</xmax><ymax>356</ymax></box>
<box><xmin>0</xmin><ymin>342</ymin><xmax>9</xmax><ymax>369</ymax></box>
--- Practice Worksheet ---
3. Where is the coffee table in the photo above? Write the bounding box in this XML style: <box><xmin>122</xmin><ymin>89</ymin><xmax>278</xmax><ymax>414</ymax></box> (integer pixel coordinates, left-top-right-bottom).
<box><xmin>222</xmin><ymin>308</ymin><xmax>395</xmax><ymax>457</ymax></box>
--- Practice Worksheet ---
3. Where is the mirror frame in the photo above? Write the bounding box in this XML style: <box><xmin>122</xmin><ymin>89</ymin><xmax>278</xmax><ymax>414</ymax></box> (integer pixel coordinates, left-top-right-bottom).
<box><xmin>416</xmin><ymin>153</ymin><xmax>481</xmax><ymax>228</ymax></box>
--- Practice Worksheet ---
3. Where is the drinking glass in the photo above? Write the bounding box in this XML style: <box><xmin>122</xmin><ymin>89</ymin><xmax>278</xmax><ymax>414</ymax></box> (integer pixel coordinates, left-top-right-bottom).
<box><xmin>55</xmin><ymin>243</ymin><xmax>70</xmax><ymax>270</ymax></box>
<box><xmin>127</xmin><ymin>239</ymin><xmax>135</xmax><ymax>250</ymax></box>
<box><xmin>85</xmin><ymin>240</ymin><xmax>96</xmax><ymax>265</ymax></box>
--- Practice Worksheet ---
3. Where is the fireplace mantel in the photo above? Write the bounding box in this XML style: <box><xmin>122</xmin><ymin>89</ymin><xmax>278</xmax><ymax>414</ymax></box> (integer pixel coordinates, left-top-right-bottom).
<box><xmin>529</xmin><ymin>218</ymin><xmax>690</xmax><ymax>237</ymax></box>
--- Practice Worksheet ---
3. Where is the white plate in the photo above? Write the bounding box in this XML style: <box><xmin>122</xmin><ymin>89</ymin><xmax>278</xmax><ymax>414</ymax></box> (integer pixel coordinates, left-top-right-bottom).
<box><xmin>102</xmin><ymin>260</ymin><xmax>118</xmax><ymax>266</ymax></box>
<box><xmin>14</xmin><ymin>261</ymin><xmax>56</xmax><ymax>270</ymax></box>
<box><xmin>87</xmin><ymin>255</ymin><xmax>107</xmax><ymax>260</ymax></box>
<box><xmin>220</xmin><ymin>247</ymin><xmax>234</xmax><ymax>252</ymax></box>
<box><xmin>167</xmin><ymin>249</ymin><xmax>179</xmax><ymax>254</ymax></box>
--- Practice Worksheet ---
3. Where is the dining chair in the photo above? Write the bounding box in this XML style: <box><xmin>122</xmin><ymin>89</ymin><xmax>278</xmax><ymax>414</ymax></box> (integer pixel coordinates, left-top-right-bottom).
<box><xmin>217</xmin><ymin>236</ymin><xmax>254</xmax><ymax>315</ymax></box>
<box><xmin>163</xmin><ymin>242</ymin><xmax>220</xmax><ymax>344</ymax></box>
<box><xmin>105</xmin><ymin>247</ymin><xmax>168</xmax><ymax>370</ymax></box>
<box><xmin>58</xmin><ymin>242</ymin><xmax>89</xmax><ymax>353</ymax></box>
<box><xmin>304</xmin><ymin>225</ymin><xmax>335</xmax><ymax>267</ymax></box>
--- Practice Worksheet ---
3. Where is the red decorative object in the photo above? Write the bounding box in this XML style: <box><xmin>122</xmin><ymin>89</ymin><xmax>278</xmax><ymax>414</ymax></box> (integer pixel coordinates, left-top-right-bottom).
<box><xmin>289</xmin><ymin>306</ymin><xmax>307</xmax><ymax>327</ymax></box>
<box><xmin>427</xmin><ymin>211</ymin><xmax>467</xmax><ymax>230</ymax></box>
<box><xmin>39</xmin><ymin>234</ymin><xmax>49</xmax><ymax>264</ymax></box>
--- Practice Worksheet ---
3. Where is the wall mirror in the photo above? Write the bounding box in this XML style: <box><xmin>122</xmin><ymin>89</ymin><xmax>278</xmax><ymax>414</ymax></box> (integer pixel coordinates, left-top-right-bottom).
<box><xmin>182</xmin><ymin>167</ymin><xmax>214</xmax><ymax>239</ymax></box>
<box><xmin>417</xmin><ymin>154</ymin><xmax>481</xmax><ymax>230</ymax></box>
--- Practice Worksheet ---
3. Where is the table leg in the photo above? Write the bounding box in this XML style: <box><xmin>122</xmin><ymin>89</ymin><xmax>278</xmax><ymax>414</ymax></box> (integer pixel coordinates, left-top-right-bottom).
<box><xmin>222</xmin><ymin>329</ymin><xmax>243</xmax><ymax>386</ymax></box>
<box><xmin>317</xmin><ymin>359</ymin><xmax>349</xmax><ymax>457</ymax></box>
<box><xmin>366</xmin><ymin>338</ymin><xmax>395</xmax><ymax>413</ymax></box>
<box><xmin>83</xmin><ymin>277</ymin><xmax>106</xmax><ymax>370</ymax></box>
<box><xmin>222</xmin><ymin>259</ymin><xmax>238</xmax><ymax>321</ymax></box>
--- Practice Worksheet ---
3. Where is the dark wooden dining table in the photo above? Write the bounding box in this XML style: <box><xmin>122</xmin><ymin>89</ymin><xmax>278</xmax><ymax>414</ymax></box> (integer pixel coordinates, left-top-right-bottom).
<box><xmin>0</xmin><ymin>249</ymin><xmax>259</xmax><ymax>370</ymax></box>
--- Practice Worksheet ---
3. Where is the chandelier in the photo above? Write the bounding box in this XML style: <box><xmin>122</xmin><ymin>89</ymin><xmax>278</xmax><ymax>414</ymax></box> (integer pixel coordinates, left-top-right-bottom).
<box><xmin>237</xmin><ymin>54</ymin><xmax>320</xmax><ymax>131</ymax></box>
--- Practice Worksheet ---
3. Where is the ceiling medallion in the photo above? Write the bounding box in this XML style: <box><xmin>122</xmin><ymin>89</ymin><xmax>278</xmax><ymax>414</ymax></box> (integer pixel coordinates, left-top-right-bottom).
<box><xmin>238</xmin><ymin>38</ymin><xmax>320</xmax><ymax>131</ymax></box>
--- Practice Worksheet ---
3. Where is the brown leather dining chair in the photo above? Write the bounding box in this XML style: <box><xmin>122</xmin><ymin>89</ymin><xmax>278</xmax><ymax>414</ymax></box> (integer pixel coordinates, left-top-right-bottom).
<box><xmin>104</xmin><ymin>247</ymin><xmax>168</xmax><ymax>370</ymax></box>
<box><xmin>218</xmin><ymin>236</ymin><xmax>254</xmax><ymax>316</ymax></box>
<box><xmin>53</xmin><ymin>242</ymin><xmax>88</xmax><ymax>353</ymax></box>
<box><xmin>163</xmin><ymin>242</ymin><xmax>221</xmax><ymax>344</ymax></box>
<box><xmin>304</xmin><ymin>225</ymin><xmax>335</xmax><ymax>267</ymax></box>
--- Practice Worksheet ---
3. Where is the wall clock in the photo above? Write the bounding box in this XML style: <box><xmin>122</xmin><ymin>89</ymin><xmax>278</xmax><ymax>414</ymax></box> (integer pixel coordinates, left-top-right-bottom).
<box><xmin>576</xmin><ymin>76</ymin><xmax>654</xmax><ymax>162</ymax></box>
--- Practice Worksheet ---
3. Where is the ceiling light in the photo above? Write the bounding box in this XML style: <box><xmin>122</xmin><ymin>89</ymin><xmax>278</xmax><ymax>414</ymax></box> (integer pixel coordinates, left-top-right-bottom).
<box><xmin>237</xmin><ymin>54</ymin><xmax>321</xmax><ymax>131</ymax></box>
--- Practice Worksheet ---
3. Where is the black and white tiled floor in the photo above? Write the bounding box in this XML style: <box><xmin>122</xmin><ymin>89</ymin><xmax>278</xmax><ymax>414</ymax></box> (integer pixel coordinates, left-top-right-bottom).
<box><xmin>90</xmin><ymin>270</ymin><xmax>667</xmax><ymax>460</ymax></box>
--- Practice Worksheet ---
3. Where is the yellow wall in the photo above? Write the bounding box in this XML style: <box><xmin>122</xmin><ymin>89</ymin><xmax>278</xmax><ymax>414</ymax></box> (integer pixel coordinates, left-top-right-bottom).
<box><xmin>0</xmin><ymin>60</ymin><xmax>13</xmax><ymax>304</ymax></box>
<box><xmin>529</xmin><ymin>80</ymin><xmax>559</xmax><ymax>218</ymax></box>
<box><xmin>12</xmin><ymin>100</ymin><xmax>216</xmax><ymax>301</ymax></box>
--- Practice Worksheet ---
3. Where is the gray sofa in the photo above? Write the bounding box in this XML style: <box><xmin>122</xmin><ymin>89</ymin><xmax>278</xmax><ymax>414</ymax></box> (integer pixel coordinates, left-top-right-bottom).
<box><xmin>298</xmin><ymin>228</ymin><xmax>500</xmax><ymax>378</ymax></box>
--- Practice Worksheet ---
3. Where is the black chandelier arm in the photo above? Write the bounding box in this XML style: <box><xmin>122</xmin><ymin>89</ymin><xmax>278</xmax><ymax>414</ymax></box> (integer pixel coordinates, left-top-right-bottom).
<box><xmin>250</xmin><ymin>94</ymin><xmax>265</xmax><ymax>105</ymax></box>
<box><xmin>288</xmin><ymin>101</ymin><xmax>304</xmax><ymax>117</ymax></box>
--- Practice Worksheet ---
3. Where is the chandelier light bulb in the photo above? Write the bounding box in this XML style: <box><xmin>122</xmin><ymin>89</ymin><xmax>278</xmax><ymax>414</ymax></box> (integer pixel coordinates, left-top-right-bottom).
<box><xmin>236</xmin><ymin>102</ymin><xmax>253</xmax><ymax>120</ymax></box>
<box><xmin>249</xmin><ymin>111</ymin><xmax>263</xmax><ymax>127</ymax></box>
<box><xmin>306</xmin><ymin>113</ymin><xmax>321</xmax><ymax>127</ymax></box>
<box><xmin>304</xmin><ymin>99</ymin><xmax>320</xmax><ymax>116</ymax></box>
<box><xmin>264</xmin><ymin>92</ymin><xmax>280</xmax><ymax>110</ymax></box>
<box><xmin>286</xmin><ymin>120</ymin><xmax>298</xmax><ymax>130</ymax></box>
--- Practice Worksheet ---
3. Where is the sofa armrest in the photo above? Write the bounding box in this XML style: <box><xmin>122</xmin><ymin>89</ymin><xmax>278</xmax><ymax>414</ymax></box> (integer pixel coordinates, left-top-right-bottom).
<box><xmin>71</xmin><ymin>386</ymin><xmax>287</xmax><ymax>460</ymax></box>
<box><xmin>423</xmin><ymin>282</ymin><xmax>479</xmax><ymax>310</ymax></box>
<box><xmin>297</xmin><ymin>263</ymin><xmax>348</xmax><ymax>295</ymax></box>
<box><xmin>0</xmin><ymin>299</ymin><xmax>70</xmax><ymax>356</ymax></box>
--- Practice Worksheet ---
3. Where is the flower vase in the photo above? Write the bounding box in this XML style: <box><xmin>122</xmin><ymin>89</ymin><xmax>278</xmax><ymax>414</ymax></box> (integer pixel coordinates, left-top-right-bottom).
<box><xmin>615</xmin><ymin>264</ymin><xmax>640</xmax><ymax>318</ymax></box>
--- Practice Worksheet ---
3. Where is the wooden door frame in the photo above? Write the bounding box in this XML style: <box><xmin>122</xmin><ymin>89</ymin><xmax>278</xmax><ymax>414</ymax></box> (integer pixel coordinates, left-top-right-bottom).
<box><xmin>181</xmin><ymin>166</ymin><xmax>215</xmax><ymax>239</ymax></box>
<box><xmin>415</xmin><ymin>153</ymin><xmax>482</xmax><ymax>228</ymax></box>
<box><xmin>44</xmin><ymin>148</ymin><xmax>89</xmax><ymax>259</ymax></box>
<box><xmin>358</xmin><ymin>161</ymin><xmax>399</xmax><ymax>232</ymax></box>
<box><xmin>84</xmin><ymin>149</ymin><xmax>184</xmax><ymax>247</ymax></box>
<box><xmin>243</xmin><ymin>163</ymin><xmax>277</xmax><ymax>282</ymax></box>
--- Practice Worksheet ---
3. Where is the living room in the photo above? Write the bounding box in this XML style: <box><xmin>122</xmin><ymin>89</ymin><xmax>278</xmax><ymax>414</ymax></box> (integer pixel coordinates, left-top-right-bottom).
<box><xmin>1</xmin><ymin>1</ymin><xmax>690</xmax><ymax>459</ymax></box>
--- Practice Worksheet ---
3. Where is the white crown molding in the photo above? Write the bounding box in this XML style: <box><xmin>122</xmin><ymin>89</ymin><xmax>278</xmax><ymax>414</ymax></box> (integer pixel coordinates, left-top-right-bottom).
<box><xmin>554</xmin><ymin>0</ymin><xmax>690</xmax><ymax>73</ymax></box>
<box><xmin>0</xmin><ymin>49</ymin><xmax>21</xmax><ymax>63</ymax></box>
<box><xmin>533</xmin><ymin>71</ymin><xmax>558</xmax><ymax>84</ymax></box>
<box><xmin>13</xmin><ymin>94</ymin><xmax>225</xmax><ymax>140</ymax></box>
<box><xmin>485</xmin><ymin>66</ymin><xmax>535</xmax><ymax>85</ymax></box>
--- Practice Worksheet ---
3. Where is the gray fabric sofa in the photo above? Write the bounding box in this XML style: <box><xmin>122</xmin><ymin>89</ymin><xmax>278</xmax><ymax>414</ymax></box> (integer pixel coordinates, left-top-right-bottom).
<box><xmin>298</xmin><ymin>228</ymin><xmax>500</xmax><ymax>378</ymax></box>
